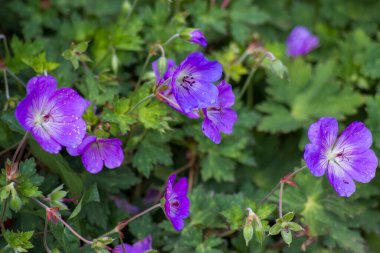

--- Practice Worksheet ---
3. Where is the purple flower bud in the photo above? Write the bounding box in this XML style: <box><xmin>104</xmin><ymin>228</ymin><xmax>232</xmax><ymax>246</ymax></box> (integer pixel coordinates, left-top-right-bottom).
<box><xmin>15</xmin><ymin>75</ymin><xmax>90</xmax><ymax>154</ymax></box>
<box><xmin>163</xmin><ymin>174</ymin><xmax>190</xmax><ymax>231</ymax></box>
<box><xmin>180</xmin><ymin>29</ymin><xmax>207</xmax><ymax>47</ymax></box>
<box><xmin>113</xmin><ymin>235</ymin><xmax>152</xmax><ymax>253</ymax></box>
<box><xmin>304</xmin><ymin>117</ymin><xmax>378</xmax><ymax>197</ymax></box>
<box><xmin>286</xmin><ymin>26</ymin><xmax>319</xmax><ymax>57</ymax></box>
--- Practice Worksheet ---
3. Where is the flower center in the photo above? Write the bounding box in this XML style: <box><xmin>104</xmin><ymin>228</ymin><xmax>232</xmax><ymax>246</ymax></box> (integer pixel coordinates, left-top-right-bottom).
<box><xmin>177</xmin><ymin>71</ymin><xmax>195</xmax><ymax>89</ymax></box>
<box><xmin>34</xmin><ymin>113</ymin><xmax>52</xmax><ymax>125</ymax></box>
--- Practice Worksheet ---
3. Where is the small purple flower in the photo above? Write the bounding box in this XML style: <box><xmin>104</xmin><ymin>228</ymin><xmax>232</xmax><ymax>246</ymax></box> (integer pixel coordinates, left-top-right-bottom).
<box><xmin>163</xmin><ymin>174</ymin><xmax>190</xmax><ymax>231</ymax></box>
<box><xmin>304</xmin><ymin>117</ymin><xmax>378</xmax><ymax>197</ymax></box>
<box><xmin>152</xmin><ymin>58</ymin><xmax>199</xmax><ymax>119</ymax></box>
<box><xmin>286</xmin><ymin>26</ymin><xmax>319</xmax><ymax>57</ymax></box>
<box><xmin>15</xmin><ymin>75</ymin><xmax>89</xmax><ymax>154</ymax></box>
<box><xmin>113</xmin><ymin>235</ymin><xmax>152</xmax><ymax>253</ymax></box>
<box><xmin>171</xmin><ymin>52</ymin><xmax>222</xmax><ymax>113</ymax></box>
<box><xmin>67</xmin><ymin>136</ymin><xmax>124</xmax><ymax>174</ymax></box>
<box><xmin>202</xmin><ymin>81</ymin><xmax>237</xmax><ymax>144</ymax></box>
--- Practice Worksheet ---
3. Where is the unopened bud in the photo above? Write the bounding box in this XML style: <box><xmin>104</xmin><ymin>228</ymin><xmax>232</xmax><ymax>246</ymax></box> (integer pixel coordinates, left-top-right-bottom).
<box><xmin>157</xmin><ymin>56</ymin><xmax>168</xmax><ymax>78</ymax></box>
<box><xmin>179</xmin><ymin>28</ymin><xmax>207</xmax><ymax>47</ymax></box>
<box><xmin>243</xmin><ymin>223</ymin><xmax>253</xmax><ymax>246</ymax></box>
<box><xmin>269</xmin><ymin>59</ymin><xmax>288</xmax><ymax>79</ymax></box>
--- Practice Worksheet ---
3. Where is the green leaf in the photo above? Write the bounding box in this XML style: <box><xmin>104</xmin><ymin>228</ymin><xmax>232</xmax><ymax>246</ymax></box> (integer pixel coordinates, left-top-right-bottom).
<box><xmin>258</xmin><ymin>59</ymin><xmax>363</xmax><ymax>133</ymax></box>
<box><xmin>282</xmin><ymin>212</ymin><xmax>295</xmax><ymax>222</ymax></box>
<box><xmin>200</xmin><ymin>152</ymin><xmax>235</xmax><ymax>182</ymax></box>
<box><xmin>4</xmin><ymin>230</ymin><xmax>34</xmax><ymax>252</ymax></box>
<box><xmin>269</xmin><ymin>223</ymin><xmax>281</xmax><ymax>235</ymax></box>
<box><xmin>22</xmin><ymin>52</ymin><xmax>59</xmax><ymax>74</ymax></box>
<box><xmin>132</xmin><ymin>132</ymin><xmax>172</xmax><ymax>177</ymax></box>
<box><xmin>29</xmin><ymin>140</ymin><xmax>83</xmax><ymax>196</ymax></box>
<box><xmin>288</xmin><ymin>222</ymin><xmax>303</xmax><ymax>232</ymax></box>
<box><xmin>70</xmin><ymin>184</ymin><xmax>100</xmax><ymax>219</ymax></box>
<box><xmin>281</xmin><ymin>229</ymin><xmax>292</xmax><ymax>245</ymax></box>
<box><xmin>63</xmin><ymin>228</ymin><xmax>80</xmax><ymax>253</ymax></box>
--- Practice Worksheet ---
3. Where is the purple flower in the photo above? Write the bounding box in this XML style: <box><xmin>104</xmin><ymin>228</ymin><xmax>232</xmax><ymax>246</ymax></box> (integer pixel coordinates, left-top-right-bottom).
<box><xmin>189</xmin><ymin>30</ymin><xmax>207</xmax><ymax>47</ymax></box>
<box><xmin>171</xmin><ymin>52</ymin><xmax>222</xmax><ymax>113</ymax></box>
<box><xmin>163</xmin><ymin>174</ymin><xmax>190</xmax><ymax>231</ymax></box>
<box><xmin>202</xmin><ymin>81</ymin><xmax>237</xmax><ymax>144</ymax></box>
<box><xmin>113</xmin><ymin>235</ymin><xmax>152</xmax><ymax>253</ymax></box>
<box><xmin>67</xmin><ymin>136</ymin><xmax>124</xmax><ymax>174</ymax></box>
<box><xmin>15</xmin><ymin>75</ymin><xmax>89</xmax><ymax>154</ymax></box>
<box><xmin>152</xmin><ymin>58</ymin><xmax>199</xmax><ymax>119</ymax></box>
<box><xmin>179</xmin><ymin>29</ymin><xmax>208</xmax><ymax>47</ymax></box>
<box><xmin>304</xmin><ymin>117</ymin><xmax>378</xmax><ymax>197</ymax></box>
<box><xmin>286</xmin><ymin>26</ymin><xmax>319</xmax><ymax>57</ymax></box>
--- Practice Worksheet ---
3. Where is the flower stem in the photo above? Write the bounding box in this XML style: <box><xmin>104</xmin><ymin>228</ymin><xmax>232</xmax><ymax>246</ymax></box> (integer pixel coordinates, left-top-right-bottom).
<box><xmin>116</xmin><ymin>203</ymin><xmax>161</xmax><ymax>231</ymax></box>
<box><xmin>136</xmin><ymin>53</ymin><xmax>152</xmax><ymax>88</ymax></box>
<box><xmin>32</xmin><ymin>198</ymin><xmax>93</xmax><ymax>245</ymax></box>
<box><xmin>6</xmin><ymin>68</ymin><xmax>25</xmax><ymax>87</ymax></box>
<box><xmin>162</xmin><ymin>34</ymin><xmax>179</xmax><ymax>46</ymax></box>
<box><xmin>126</xmin><ymin>0</ymin><xmax>140</xmax><ymax>21</ymax></box>
<box><xmin>259</xmin><ymin>165</ymin><xmax>307</xmax><ymax>205</ymax></box>
<box><xmin>118</xmin><ymin>233</ymin><xmax>127</xmax><ymax>253</ymax></box>
<box><xmin>237</xmin><ymin>54</ymin><xmax>267</xmax><ymax>101</ymax></box>
<box><xmin>3</xmin><ymin>69</ymin><xmax>9</xmax><ymax>100</ymax></box>
<box><xmin>43</xmin><ymin>215</ymin><xmax>51</xmax><ymax>253</ymax></box>
<box><xmin>10</xmin><ymin>132</ymin><xmax>29</xmax><ymax>167</ymax></box>
<box><xmin>278</xmin><ymin>182</ymin><xmax>284</xmax><ymax>218</ymax></box>
<box><xmin>128</xmin><ymin>94</ymin><xmax>155</xmax><ymax>113</ymax></box>
<box><xmin>0</xmin><ymin>197</ymin><xmax>9</xmax><ymax>229</ymax></box>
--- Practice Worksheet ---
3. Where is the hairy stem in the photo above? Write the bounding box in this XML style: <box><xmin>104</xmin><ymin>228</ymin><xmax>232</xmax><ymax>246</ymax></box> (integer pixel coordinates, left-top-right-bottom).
<box><xmin>136</xmin><ymin>53</ymin><xmax>152</xmax><ymax>88</ymax></box>
<box><xmin>128</xmin><ymin>94</ymin><xmax>155</xmax><ymax>113</ymax></box>
<box><xmin>278</xmin><ymin>182</ymin><xmax>284</xmax><ymax>218</ymax></box>
<box><xmin>162</xmin><ymin>34</ymin><xmax>179</xmax><ymax>46</ymax></box>
<box><xmin>3</xmin><ymin>69</ymin><xmax>9</xmax><ymax>100</ymax></box>
<box><xmin>116</xmin><ymin>203</ymin><xmax>161</xmax><ymax>231</ymax></box>
<box><xmin>33</xmin><ymin>198</ymin><xmax>93</xmax><ymax>245</ymax></box>
<box><xmin>259</xmin><ymin>165</ymin><xmax>307</xmax><ymax>205</ymax></box>
<box><xmin>43</xmin><ymin>215</ymin><xmax>51</xmax><ymax>253</ymax></box>
<box><xmin>6</xmin><ymin>68</ymin><xmax>25</xmax><ymax>87</ymax></box>
<box><xmin>10</xmin><ymin>132</ymin><xmax>29</xmax><ymax>167</ymax></box>
<box><xmin>126</xmin><ymin>0</ymin><xmax>140</xmax><ymax>21</ymax></box>
<box><xmin>118</xmin><ymin>233</ymin><xmax>127</xmax><ymax>253</ymax></box>
<box><xmin>237</xmin><ymin>54</ymin><xmax>267</xmax><ymax>100</ymax></box>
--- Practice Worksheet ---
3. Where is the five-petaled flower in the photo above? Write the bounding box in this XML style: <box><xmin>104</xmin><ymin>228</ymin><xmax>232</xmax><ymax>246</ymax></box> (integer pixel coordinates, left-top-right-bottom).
<box><xmin>153</xmin><ymin>58</ymin><xmax>199</xmax><ymax>119</ymax></box>
<box><xmin>15</xmin><ymin>75</ymin><xmax>89</xmax><ymax>154</ymax></box>
<box><xmin>67</xmin><ymin>135</ymin><xmax>124</xmax><ymax>174</ymax></box>
<box><xmin>286</xmin><ymin>26</ymin><xmax>319</xmax><ymax>57</ymax></box>
<box><xmin>163</xmin><ymin>174</ymin><xmax>190</xmax><ymax>231</ymax></box>
<box><xmin>113</xmin><ymin>235</ymin><xmax>152</xmax><ymax>253</ymax></box>
<box><xmin>171</xmin><ymin>52</ymin><xmax>222</xmax><ymax>113</ymax></box>
<box><xmin>304</xmin><ymin>117</ymin><xmax>378</xmax><ymax>197</ymax></box>
<box><xmin>202</xmin><ymin>80</ymin><xmax>237</xmax><ymax>144</ymax></box>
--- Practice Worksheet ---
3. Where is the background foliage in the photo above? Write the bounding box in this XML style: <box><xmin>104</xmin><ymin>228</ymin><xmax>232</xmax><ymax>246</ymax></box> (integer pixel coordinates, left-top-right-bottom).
<box><xmin>1</xmin><ymin>0</ymin><xmax>380</xmax><ymax>252</ymax></box>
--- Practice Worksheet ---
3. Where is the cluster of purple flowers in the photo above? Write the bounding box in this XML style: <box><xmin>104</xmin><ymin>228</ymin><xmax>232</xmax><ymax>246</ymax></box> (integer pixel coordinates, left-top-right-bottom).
<box><xmin>15</xmin><ymin>75</ymin><xmax>124</xmax><ymax>174</ymax></box>
<box><xmin>153</xmin><ymin>51</ymin><xmax>237</xmax><ymax>144</ymax></box>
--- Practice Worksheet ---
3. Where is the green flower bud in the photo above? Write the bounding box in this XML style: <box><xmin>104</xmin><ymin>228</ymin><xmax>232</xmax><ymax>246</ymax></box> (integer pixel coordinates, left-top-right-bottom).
<box><xmin>157</xmin><ymin>56</ymin><xmax>168</xmax><ymax>78</ymax></box>
<box><xmin>281</xmin><ymin>229</ymin><xmax>292</xmax><ymax>246</ymax></box>
<box><xmin>269</xmin><ymin>59</ymin><xmax>288</xmax><ymax>79</ymax></box>
<box><xmin>243</xmin><ymin>223</ymin><xmax>254</xmax><ymax>246</ymax></box>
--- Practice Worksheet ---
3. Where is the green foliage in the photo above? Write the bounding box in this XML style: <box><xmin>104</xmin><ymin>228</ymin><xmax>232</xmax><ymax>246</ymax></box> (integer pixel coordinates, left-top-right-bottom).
<box><xmin>3</xmin><ymin>230</ymin><xmax>34</xmax><ymax>253</ymax></box>
<box><xmin>1</xmin><ymin>0</ymin><xmax>380</xmax><ymax>252</ymax></box>
<box><xmin>258</xmin><ymin>59</ymin><xmax>363</xmax><ymax>133</ymax></box>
